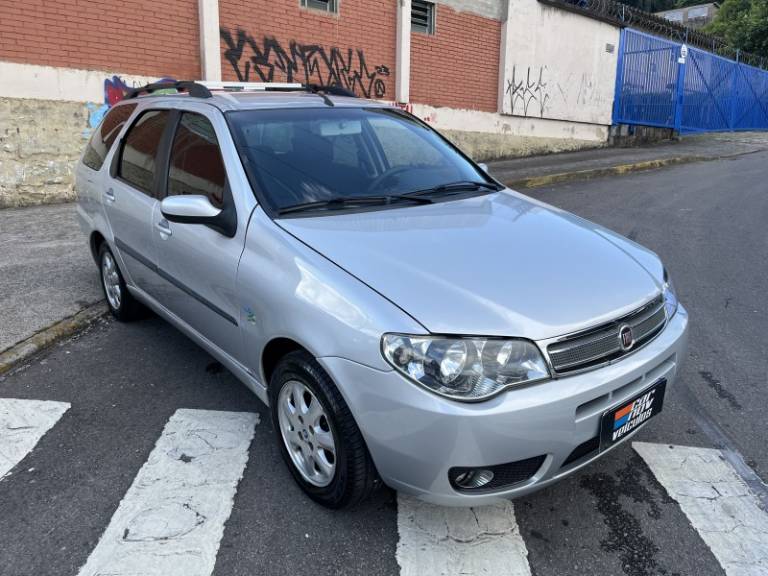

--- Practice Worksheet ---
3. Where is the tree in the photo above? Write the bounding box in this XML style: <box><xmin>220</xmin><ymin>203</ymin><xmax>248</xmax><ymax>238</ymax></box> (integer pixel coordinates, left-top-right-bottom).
<box><xmin>706</xmin><ymin>0</ymin><xmax>768</xmax><ymax>58</ymax></box>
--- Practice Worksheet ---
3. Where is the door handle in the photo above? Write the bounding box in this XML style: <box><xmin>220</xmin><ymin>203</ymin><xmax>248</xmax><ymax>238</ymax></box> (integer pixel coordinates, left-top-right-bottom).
<box><xmin>104</xmin><ymin>188</ymin><xmax>116</xmax><ymax>203</ymax></box>
<box><xmin>156</xmin><ymin>219</ymin><xmax>172</xmax><ymax>237</ymax></box>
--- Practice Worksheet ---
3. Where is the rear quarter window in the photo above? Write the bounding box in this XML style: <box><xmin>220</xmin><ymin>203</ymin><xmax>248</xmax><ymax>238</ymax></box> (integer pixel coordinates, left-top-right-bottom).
<box><xmin>118</xmin><ymin>110</ymin><xmax>171</xmax><ymax>195</ymax></box>
<box><xmin>82</xmin><ymin>104</ymin><xmax>137</xmax><ymax>171</ymax></box>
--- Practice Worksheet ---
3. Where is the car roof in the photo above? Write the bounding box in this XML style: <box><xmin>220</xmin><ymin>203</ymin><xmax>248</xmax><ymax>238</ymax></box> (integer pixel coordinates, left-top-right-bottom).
<box><xmin>116</xmin><ymin>90</ymin><xmax>390</xmax><ymax>113</ymax></box>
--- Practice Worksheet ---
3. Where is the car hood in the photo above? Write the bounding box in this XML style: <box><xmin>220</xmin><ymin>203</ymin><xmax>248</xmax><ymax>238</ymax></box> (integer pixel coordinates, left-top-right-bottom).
<box><xmin>277</xmin><ymin>190</ymin><xmax>664</xmax><ymax>341</ymax></box>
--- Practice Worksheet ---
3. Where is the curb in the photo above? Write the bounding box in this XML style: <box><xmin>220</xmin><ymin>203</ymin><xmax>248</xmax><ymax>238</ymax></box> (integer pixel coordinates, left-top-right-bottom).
<box><xmin>0</xmin><ymin>302</ymin><xmax>107</xmax><ymax>376</ymax></box>
<box><xmin>503</xmin><ymin>155</ymin><xmax>708</xmax><ymax>189</ymax></box>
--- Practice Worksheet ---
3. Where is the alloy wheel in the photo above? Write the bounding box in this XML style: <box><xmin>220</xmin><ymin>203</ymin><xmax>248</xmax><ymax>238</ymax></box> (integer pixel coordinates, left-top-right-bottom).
<box><xmin>277</xmin><ymin>380</ymin><xmax>337</xmax><ymax>487</ymax></box>
<box><xmin>101</xmin><ymin>251</ymin><xmax>122</xmax><ymax>310</ymax></box>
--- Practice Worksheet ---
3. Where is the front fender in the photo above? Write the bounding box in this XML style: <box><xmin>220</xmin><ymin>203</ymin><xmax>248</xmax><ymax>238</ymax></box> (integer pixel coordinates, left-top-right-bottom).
<box><xmin>236</xmin><ymin>208</ymin><xmax>426</xmax><ymax>384</ymax></box>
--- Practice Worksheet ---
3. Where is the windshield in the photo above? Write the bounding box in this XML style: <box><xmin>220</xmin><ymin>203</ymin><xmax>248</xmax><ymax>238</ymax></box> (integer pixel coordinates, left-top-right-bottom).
<box><xmin>228</xmin><ymin>107</ymin><xmax>493</xmax><ymax>214</ymax></box>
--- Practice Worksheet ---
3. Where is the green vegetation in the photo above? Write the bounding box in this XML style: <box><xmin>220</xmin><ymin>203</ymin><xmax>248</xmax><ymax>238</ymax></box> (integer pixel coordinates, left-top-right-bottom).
<box><xmin>619</xmin><ymin>0</ymin><xmax>704</xmax><ymax>12</ymax></box>
<box><xmin>619</xmin><ymin>0</ymin><xmax>768</xmax><ymax>59</ymax></box>
<box><xmin>706</xmin><ymin>0</ymin><xmax>768</xmax><ymax>58</ymax></box>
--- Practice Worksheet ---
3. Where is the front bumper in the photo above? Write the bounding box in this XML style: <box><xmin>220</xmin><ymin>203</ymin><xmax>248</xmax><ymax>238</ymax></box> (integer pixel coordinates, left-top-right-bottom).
<box><xmin>320</xmin><ymin>305</ymin><xmax>689</xmax><ymax>506</ymax></box>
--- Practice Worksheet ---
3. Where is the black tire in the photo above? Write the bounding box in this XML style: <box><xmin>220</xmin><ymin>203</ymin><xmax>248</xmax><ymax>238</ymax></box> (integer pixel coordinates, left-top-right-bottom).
<box><xmin>269</xmin><ymin>350</ymin><xmax>379</xmax><ymax>509</ymax></box>
<box><xmin>98</xmin><ymin>243</ymin><xmax>144</xmax><ymax>322</ymax></box>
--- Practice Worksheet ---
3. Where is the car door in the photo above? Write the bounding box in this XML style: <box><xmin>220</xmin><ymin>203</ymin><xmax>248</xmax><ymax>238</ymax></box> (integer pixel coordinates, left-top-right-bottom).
<box><xmin>105</xmin><ymin>108</ymin><xmax>172</xmax><ymax>298</ymax></box>
<box><xmin>77</xmin><ymin>103</ymin><xmax>138</xmax><ymax>228</ymax></box>
<box><xmin>153</xmin><ymin>109</ymin><xmax>244</xmax><ymax>360</ymax></box>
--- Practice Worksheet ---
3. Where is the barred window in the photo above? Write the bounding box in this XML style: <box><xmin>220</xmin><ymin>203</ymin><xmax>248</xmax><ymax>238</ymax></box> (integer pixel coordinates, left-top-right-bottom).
<box><xmin>300</xmin><ymin>0</ymin><xmax>338</xmax><ymax>14</ymax></box>
<box><xmin>411</xmin><ymin>0</ymin><xmax>435</xmax><ymax>34</ymax></box>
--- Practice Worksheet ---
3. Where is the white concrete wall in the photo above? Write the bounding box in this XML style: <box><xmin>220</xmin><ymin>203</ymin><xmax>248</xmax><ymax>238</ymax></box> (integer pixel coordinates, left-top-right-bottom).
<box><xmin>395</xmin><ymin>0</ymin><xmax>412</xmax><ymax>103</ymax></box>
<box><xmin>408</xmin><ymin>102</ymin><xmax>607</xmax><ymax>161</ymax></box>
<box><xmin>432</xmin><ymin>0</ymin><xmax>507</xmax><ymax>20</ymax></box>
<box><xmin>500</xmin><ymin>0</ymin><xmax>620</xmax><ymax>125</ymax></box>
<box><xmin>198</xmin><ymin>0</ymin><xmax>222</xmax><ymax>81</ymax></box>
<box><xmin>0</xmin><ymin>61</ymin><xmax>160</xmax><ymax>103</ymax></box>
<box><xmin>410</xmin><ymin>102</ymin><xmax>607</xmax><ymax>141</ymax></box>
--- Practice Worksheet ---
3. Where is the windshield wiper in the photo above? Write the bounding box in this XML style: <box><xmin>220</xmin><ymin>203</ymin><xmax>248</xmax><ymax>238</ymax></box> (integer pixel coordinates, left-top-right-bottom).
<box><xmin>406</xmin><ymin>180</ymin><xmax>503</xmax><ymax>198</ymax></box>
<box><xmin>277</xmin><ymin>194</ymin><xmax>434</xmax><ymax>216</ymax></box>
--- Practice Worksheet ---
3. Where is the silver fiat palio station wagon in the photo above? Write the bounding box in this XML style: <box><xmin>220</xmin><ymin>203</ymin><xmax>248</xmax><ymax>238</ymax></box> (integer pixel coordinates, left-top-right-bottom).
<box><xmin>76</xmin><ymin>81</ymin><xmax>688</xmax><ymax>508</ymax></box>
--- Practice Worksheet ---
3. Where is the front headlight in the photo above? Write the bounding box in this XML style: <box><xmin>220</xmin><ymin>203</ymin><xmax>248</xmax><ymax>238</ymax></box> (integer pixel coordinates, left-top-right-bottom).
<box><xmin>381</xmin><ymin>334</ymin><xmax>550</xmax><ymax>401</ymax></box>
<box><xmin>663</xmin><ymin>268</ymin><xmax>678</xmax><ymax>319</ymax></box>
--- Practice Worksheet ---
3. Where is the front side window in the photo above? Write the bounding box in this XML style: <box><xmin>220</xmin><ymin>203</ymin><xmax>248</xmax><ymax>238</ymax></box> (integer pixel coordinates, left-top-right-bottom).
<box><xmin>167</xmin><ymin>113</ymin><xmax>226</xmax><ymax>208</ymax></box>
<box><xmin>119</xmin><ymin>110</ymin><xmax>170</xmax><ymax>195</ymax></box>
<box><xmin>229</xmin><ymin>107</ymin><xmax>491</xmax><ymax>215</ymax></box>
<box><xmin>82</xmin><ymin>103</ymin><xmax>137</xmax><ymax>171</ymax></box>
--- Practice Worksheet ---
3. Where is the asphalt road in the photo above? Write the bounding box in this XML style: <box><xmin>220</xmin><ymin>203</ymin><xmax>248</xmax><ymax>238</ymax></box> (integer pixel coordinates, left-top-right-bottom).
<box><xmin>1</xmin><ymin>150</ymin><xmax>767</xmax><ymax>576</ymax></box>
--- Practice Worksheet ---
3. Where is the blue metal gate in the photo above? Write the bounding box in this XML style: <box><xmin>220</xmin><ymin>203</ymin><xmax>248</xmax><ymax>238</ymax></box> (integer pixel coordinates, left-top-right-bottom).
<box><xmin>613</xmin><ymin>28</ymin><xmax>768</xmax><ymax>133</ymax></box>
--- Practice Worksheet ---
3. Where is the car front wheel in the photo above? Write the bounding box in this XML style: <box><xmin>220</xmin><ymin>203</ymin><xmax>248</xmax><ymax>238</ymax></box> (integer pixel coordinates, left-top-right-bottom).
<box><xmin>269</xmin><ymin>350</ymin><xmax>378</xmax><ymax>508</ymax></box>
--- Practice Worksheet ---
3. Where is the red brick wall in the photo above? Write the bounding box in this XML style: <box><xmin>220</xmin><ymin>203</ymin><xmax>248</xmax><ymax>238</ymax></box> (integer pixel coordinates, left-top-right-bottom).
<box><xmin>0</xmin><ymin>0</ymin><xmax>500</xmax><ymax>113</ymax></box>
<box><xmin>0</xmin><ymin>0</ymin><xmax>200</xmax><ymax>78</ymax></box>
<box><xmin>219</xmin><ymin>0</ymin><xmax>397</xmax><ymax>100</ymax></box>
<box><xmin>410</xmin><ymin>5</ymin><xmax>501</xmax><ymax>112</ymax></box>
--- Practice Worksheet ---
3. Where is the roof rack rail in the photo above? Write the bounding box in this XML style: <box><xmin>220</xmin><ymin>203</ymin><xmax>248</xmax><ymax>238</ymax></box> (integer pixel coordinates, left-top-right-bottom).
<box><xmin>124</xmin><ymin>81</ymin><xmax>213</xmax><ymax>100</ymax></box>
<box><xmin>123</xmin><ymin>80</ymin><xmax>359</xmax><ymax>103</ymax></box>
<box><xmin>307</xmin><ymin>83</ymin><xmax>357</xmax><ymax>98</ymax></box>
<box><xmin>197</xmin><ymin>81</ymin><xmax>358</xmax><ymax>99</ymax></box>
<box><xmin>197</xmin><ymin>81</ymin><xmax>303</xmax><ymax>91</ymax></box>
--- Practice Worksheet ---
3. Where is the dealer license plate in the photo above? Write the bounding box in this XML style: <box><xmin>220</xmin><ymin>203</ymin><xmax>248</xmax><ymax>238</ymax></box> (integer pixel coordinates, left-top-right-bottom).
<box><xmin>600</xmin><ymin>379</ymin><xmax>666</xmax><ymax>450</ymax></box>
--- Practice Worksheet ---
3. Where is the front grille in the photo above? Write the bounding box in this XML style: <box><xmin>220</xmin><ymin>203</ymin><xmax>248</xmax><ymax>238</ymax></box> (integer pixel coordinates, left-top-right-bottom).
<box><xmin>449</xmin><ymin>455</ymin><xmax>546</xmax><ymax>493</ymax></box>
<box><xmin>548</xmin><ymin>295</ymin><xmax>666</xmax><ymax>374</ymax></box>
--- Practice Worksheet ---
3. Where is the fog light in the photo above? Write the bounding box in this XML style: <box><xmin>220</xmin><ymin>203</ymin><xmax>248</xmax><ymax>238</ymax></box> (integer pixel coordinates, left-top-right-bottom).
<box><xmin>452</xmin><ymin>468</ymin><xmax>495</xmax><ymax>489</ymax></box>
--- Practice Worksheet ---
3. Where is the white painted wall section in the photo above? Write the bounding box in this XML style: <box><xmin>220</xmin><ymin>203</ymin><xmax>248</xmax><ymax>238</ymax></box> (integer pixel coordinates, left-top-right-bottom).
<box><xmin>0</xmin><ymin>61</ymin><xmax>160</xmax><ymax>102</ymax></box>
<box><xmin>634</xmin><ymin>442</ymin><xmax>768</xmax><ymax>576</ymax></box>
<box><xmin>198</xmin><ymin>0</ymin><xmax>222</xmax><ymax>81</ymax></box>
<box><xmin>396</xmin><ymin>0</ymin><xmax>412</xmax><ymax>103</ymax></box>
<box><xmin>77</xmin><ymin>409</ymin><xmax>258</xmax><ymax>576</ymax></box>
<box><xmin>0</xmin><ymin>398</ymin><xmax>70</xmax><ymax>479</ymax></box>
<box><xmin>410</xmin><ymin>102</ymin><xmax>609</xmax><ymax>142</ymax></box>
<box><xmin>501</xmin><ymin>0</ymin><xmax>620</xmax><ymax>125</ymax></box>
<box><xmin>397</xmin><ymin>494</ymin><xmax>532</xmax><ymax>576</ymax></box>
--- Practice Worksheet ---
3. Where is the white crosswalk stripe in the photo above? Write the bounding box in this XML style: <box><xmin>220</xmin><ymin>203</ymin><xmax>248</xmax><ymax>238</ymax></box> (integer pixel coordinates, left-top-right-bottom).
<box><xmin>0</xmin><ymin>398</ymin><xmax>70</xmax><ymax>479</ymax></box>
<box><xmin>396</xmin><ymin>494</ymin><xmax>532</xmax><ymax>576</ymax></box>
<box><xmin>77</xmin><ymin>409</ymin><xmax>259</xmax><ymax>576</ymax></box>
<box><xmin>4</xmin><ymin>394</ymin><xmax>768</xmax><ymax>576</ymax></box>
<box><xmin>634</xmin><ymin>441</ymin><xmax>768</xmax><ymax>576</ymax></box>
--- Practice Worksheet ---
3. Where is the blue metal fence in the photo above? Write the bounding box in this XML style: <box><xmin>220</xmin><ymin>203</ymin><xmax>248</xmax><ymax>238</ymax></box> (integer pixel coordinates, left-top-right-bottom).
<box><xmin>614</xmin><ymin>28</ymin><xmax>768</xmax><ymax>133</ymax></box>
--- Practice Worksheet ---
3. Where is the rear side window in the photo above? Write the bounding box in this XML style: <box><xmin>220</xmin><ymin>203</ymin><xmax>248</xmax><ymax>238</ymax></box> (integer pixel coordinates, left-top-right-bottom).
<box><xmin>166</xmin><ymin>113</ymin><xmax>226</xmax><ymax>209</ymax></box>
<box><xmin>119</xmin><ymin>110</ymin><xmax>170</xmax><ymax>195</ymax></box>
<box><xmin>82</xmin><ymin>104</ymin><xmax>137</xmax><ymax>171</ymax></box>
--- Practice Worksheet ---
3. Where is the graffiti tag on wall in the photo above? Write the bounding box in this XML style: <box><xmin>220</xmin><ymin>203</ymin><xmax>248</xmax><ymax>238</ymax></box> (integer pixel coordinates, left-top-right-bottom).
<box><xmin>506</xmin><ymin>66</ymin><xmax>551</xmax><ymax>118</ymax></box>
<box><xmin>104</xmin><ymin>75</ymin><xmax>177</xmax><ymax>106</ymax></box>
<box><xmin>84</xmin><ymin>75</ymin><xmax>175</xmax><ymax>138</ymax></box>
<box><xmin>220</xmin><ymin>28</ymin><xmax>390</xmax><ymax>99</ymax></box>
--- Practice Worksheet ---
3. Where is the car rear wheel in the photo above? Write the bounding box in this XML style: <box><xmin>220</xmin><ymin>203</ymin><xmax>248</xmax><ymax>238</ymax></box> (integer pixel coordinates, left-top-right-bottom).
<box><xmin>269</xmin><ymin>350</ymin><xmax>379</xmax><ymax>508</ymax></box>
<box><xmin>98</xmin><ymin>243</ymin><xmax>144</xmax><ymax>322</ymax></box>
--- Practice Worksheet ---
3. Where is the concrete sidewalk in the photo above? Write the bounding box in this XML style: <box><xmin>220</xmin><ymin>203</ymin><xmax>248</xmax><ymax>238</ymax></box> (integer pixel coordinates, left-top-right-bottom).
<box><xmin>488</xmin><ymin>132</ymin><xmax>768</xmax><ymax>188</ymax></box>
<box><xmin>1</xmin><ymin>130</ymin><xmax>767</xmax><ymax>367</ymax></box>
<box><xmin>0</xmin><ymin>204</ymin><xmax>102</xmax><ymax>357</ymax></box>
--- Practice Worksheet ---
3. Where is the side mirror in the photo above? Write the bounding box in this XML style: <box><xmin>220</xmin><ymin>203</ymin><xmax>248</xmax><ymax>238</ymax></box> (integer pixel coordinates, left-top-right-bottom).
<box><xmin>478</xmin><ymin>163</ymin><xmax>489</xmax><ymax>173</ymax></box>
<box><xmin>160</xmin><ymin>195</ymin><xmax>236</xmax><ymax>237</ymax></box>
